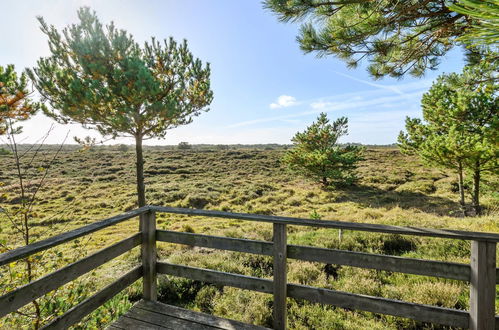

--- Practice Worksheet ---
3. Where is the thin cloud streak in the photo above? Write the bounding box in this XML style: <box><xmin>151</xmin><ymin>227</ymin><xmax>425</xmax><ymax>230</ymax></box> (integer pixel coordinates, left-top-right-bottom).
<box><xmin>333</xmin><ymin>71</ymin><xmax>406</xmax><ymax>95</ymax></box>
<box><xmin>228</xmin><ymin>90</ymin><xmax>425</xmax><ymax>128</ymax></box>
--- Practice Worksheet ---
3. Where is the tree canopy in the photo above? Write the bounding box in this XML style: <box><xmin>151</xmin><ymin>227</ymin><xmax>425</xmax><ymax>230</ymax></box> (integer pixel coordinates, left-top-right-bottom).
<box><xmin>450</xmin><ymin>0</ymin><xmax>499</xmax><ymax>46</ymax></box>
<box><xmin>264</xmin><ymin>0</ymin><xmax>483</xmax><ymax>78</ymax></box>
<box><xmin>283</xmin><ymin>113</ymin><xmax>363</xmax><ymax>187</ymax></box>
<box><xmin>28</xmin><ymin>7</ymin><xmax>213</xmax><ymax>206</ymax></box>
<box><xmin>398</xmin><ymin>64</ymin><xmax>498</xmax><ymax>214</ymax></box>
<box><xmin>0</xmin><ymin>65</ymin><xmax>40</xmax><ymax>134</ymax></box>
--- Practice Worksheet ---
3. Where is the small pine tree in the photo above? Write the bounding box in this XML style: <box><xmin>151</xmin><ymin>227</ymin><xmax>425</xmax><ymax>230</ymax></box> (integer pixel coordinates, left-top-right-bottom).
<box><xmin>398</xmin><ymin>63</ymin><xmax>498</xmax><ymax>215</ymax></box>
<box><xmin>283</xmin><ymin>113</ymin><xmax>363</xmax><ymax>187</ymax></box>
<box><xmin>28</xmin><ymin>8</ymin><xmax>213</xmax><ymax>207</ymax></box>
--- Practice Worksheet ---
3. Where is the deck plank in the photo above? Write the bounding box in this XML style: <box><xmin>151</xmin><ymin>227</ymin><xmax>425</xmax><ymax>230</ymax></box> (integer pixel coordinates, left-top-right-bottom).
<box><xmin>126</xmin><ymin>307</ymin><xmax>216</xmax><ymax>330</ymax></box>
<box><xmin>108</xmin><ymin>300</ymin><xmax>270</xmax><ymax>330</ymax></box>
<box><xmin>112</xmin><ymin>315</ymin><xmax>170</xmax><ymax>330</ymax></box>
<box><xmin>137</xmin><ymin>300</ymin><xmax>269</xmax><ymax>330</ymax></box>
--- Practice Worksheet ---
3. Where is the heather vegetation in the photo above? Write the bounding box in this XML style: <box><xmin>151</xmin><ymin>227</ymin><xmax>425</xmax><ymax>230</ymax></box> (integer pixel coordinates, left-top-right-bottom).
<box><xmin>0</xmin><ymin>145</ymin><xmax>498</xmax><ymax>329</ymax></box>
<box><xmin>1</xmin><ymin>1</ymin><xmax>498</xmax><ymax>328</ymax></box>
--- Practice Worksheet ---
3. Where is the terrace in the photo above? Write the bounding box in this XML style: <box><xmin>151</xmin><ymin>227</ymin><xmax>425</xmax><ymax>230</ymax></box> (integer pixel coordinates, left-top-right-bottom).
<box><xmin>1</xmin><ymin>206</ymin><xmax>498</xmax><ymax>329</ymax></box>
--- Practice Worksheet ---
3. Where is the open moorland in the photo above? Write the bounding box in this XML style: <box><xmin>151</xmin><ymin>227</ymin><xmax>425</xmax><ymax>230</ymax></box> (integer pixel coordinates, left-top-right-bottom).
<box><xmin>1</xmin><ymin>146</ymin><xmax>498</xmax><ymax>329</ymax></box>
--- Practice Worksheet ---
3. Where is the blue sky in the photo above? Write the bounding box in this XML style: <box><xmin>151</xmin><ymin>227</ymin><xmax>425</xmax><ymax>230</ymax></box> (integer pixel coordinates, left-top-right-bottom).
<box><xmin>1</xmin><ymin>0</ymin><xmax>466</xmax><ymax>145</ymax></box>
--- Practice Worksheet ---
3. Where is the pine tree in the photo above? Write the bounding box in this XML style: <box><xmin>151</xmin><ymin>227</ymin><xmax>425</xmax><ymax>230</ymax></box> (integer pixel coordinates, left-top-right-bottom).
<box><xmin>449</xmin><ymin>0</ymin><xmax>499</xmax><ymax>46</ymax></box>
<box><xmin>28</xmin><ymin>7</ymin><xmax>213</xmax><ymax>207</ymax></box>
<box><xmin>398</xmin><ymin>64</ymin><xmax>498</xmax><ymax>215</ymax></box>
<box><xmin>0</xmin><ymin>65</ymin><xmax>40</xmax><ymax>135</ymax></box>
<box><xmin>264</xmin><ymin>0</ymin><xmax>492</xmax><ymax>78</ymax></box>
<box><xmin>283</xmin><ymin>113</ymin><xmax>363</xmax><ymax>187</ymax></box>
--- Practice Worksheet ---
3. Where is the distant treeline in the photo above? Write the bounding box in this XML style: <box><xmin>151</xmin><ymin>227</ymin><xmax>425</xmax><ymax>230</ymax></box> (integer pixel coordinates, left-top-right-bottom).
<box><xmin>0</xmin><ymin>143</ymin><xmax>398</xmax><ymax>153</ymax></box>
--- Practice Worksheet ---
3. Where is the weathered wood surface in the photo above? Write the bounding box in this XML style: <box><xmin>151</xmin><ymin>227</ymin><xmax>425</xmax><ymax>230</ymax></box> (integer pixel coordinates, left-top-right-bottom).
<box><xmin>158</xmin><ymin>261</ymin><xmax>473</xmax><ymax>328</ymax></box>
<box><xmin>156</xmin><ymin>262</ymin><xmax>273</xmax><ymax>294</ymax></box>
<box><xmin>156</xmin><ymin>230</ymin><xmax>273</xmax><ymax>256</ymax></box>
<box><xmin>287</xmin><ymin>245</ymin><xmax>471</xmax><ymax>281</ymax></box>
<box><xmin>111</xmin><ymin>316</ymin><xmax>169</xmax><ymax>330</ymax></box>
<box><xmin>287</xmin><ymin>284</ymin><xmax>469</xmax><ymax>328</ymax></box>
<box><xmin>156</xmin><ymin>230</ymin><xmax>474</xmax><ymax>282</ymax></box>
<box><xmin>469</xmin><ymin>241</ymin><xmax>496</xmax><ymax>330</ymax></box>
<box><xmin>141</xmin><ymin>211</ymin><xmax>157</xmax><ymax>301</ymax></box>
<box><xmin>138</xmin><ymin>300</ymin><xmax>269</xmax><ymax>329</ymax></box>
<box><xmin>273</xmin><ymin>223</ymin><xmax>287</xmax><ymax>330</ymax></box>
<box><xmin>108</xmin><ymin>300</ymin><xmax>270</xmax><ymax>330</ymax></box>
<box><xmin>42</xmin><ymin>266</ymin><xmax>142</xmax><ymax>329</ymax></box>
<box><xmin>0</xmin><ymin>207</ymin><xmax>147</xmax><ymax>267</ymax></box>
<box><xmin>0</xmin><ymin>234</ymin><xmax>141</xmax><ymax>318</ymax></box>
<box><xmin>150</xmin><ymin>206</ymin><xmax>499</xmax><ymax>242</ymax></box>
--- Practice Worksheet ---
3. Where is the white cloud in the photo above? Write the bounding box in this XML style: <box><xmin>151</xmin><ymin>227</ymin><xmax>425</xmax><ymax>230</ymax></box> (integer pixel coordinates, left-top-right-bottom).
<box><xmin>229</xmin><ymin>90</ymin><xmax>424</xmax><ymax>128</ymax></box>
<box><xmin>269</xmin><ymin>95</ymin><xmax>297</xmax><ymax>109</ymax></box>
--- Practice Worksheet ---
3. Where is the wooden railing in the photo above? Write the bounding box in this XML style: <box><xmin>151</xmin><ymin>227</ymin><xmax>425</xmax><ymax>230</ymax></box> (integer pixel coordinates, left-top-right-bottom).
<box><xmin>0</xmin><ymin>205</ymin><xmax>498</xmax><ymax>329</ymax></box>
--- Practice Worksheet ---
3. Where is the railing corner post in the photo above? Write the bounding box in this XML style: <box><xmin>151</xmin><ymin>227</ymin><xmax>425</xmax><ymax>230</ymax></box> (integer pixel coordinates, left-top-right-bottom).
<box><xmin>273</xmin><ymin>223</ymin><xmax>287</xmax><ymax>330</ymax></box>
<box><xmin>141</xmin><ymin>209</ymin><xmax>157</xmax><ymax>301</ymax></box>
<box><xmin>469</xmin><ymin>240</ymin><xmax>496</xmax><ymax>330</ymax></box>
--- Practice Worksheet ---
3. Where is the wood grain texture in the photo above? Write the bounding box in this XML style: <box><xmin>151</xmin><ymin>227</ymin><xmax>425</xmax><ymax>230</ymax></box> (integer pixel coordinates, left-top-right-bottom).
<box><xmin>156</xmin><ymin>262</ymin><xmax>273</xmax><ymax>294</ymax></box>
<box><xmin>42</xmin><ymin>266</ymin><xmax>142</xmax><ymax>329</ymax></box>
<box><xmin>150</xmin><ymin>206</ymin><xmax>499</xmax><ymax>242</ymax></box>
<box><xmin>287</xmin><ymin>284</ymin><xmax>469</xmax><ymax>328</ymax></box>
<box><xmin>469</xmin><ymin>241</ymin><xmax>496</xmax><ymax>330</ymax></box>
<box><xmin>0</xmin><ymin>207</ymin><xmax>147</xmax><ymax>267</ymax></box>
<box><xmin>141</xmin><ymin>211</ymin><xmax>157</xmax><ymax>301</ymax></box>
<box><xmin>111</xmin><ymin>316</ymin><xmax>169</xmax><ymax>330</ymax></box>
<box><xmin>157</xmin><ymin>229</ymin><xmax>474</xmax><ymax>282</ymax></box>
<box><xmin>287</xmin><ymin>245</ymin><xmax>471</xmax><ymax>281</ymax></box>
<box><xmin>273</xmin><ymin>223</ymin><xmax>287</xmax><ymax>330</ymax></box>
<box><xmin>156</xmin><ymin>230</ymin><xmax>273</xmax><ymax>256</ymax></box>
<box><xmin>136</xmin><ymin>300</ymin><xmax>270</xmax><ymax>329</ymax></box>
<box><xmin>0</xmin><ymin>234</ymin><xmax>141</xmax><ymax>318</ymax></box>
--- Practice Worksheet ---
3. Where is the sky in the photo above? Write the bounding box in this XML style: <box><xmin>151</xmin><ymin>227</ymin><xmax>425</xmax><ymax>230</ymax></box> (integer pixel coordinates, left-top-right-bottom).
<box><xmin>1</xmin><ymin>0</ymin><xmax>467</xmax><ymax>145</ymax></box>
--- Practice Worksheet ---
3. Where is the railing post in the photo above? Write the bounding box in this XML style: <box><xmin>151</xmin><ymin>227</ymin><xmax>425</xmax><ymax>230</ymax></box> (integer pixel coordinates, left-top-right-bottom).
<box><xmin>273</xmin><ymin>223</ymin><xmax>287</xmax><ymax>330</ymax></box>
<box><xmin>469</xmin><ymin>240</ymin><xmax>496</xmax><ymax>330</ymax></box>
<box><xmin>140</xmin><ymin>210</ymin><xmax>157</xmax><ymax>301</ymax></box>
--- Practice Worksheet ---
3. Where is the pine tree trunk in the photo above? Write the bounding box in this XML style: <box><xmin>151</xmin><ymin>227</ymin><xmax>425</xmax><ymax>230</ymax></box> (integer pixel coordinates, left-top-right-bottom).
<box><xmin>472</xmin><ymin>163</ymin><xmax>481</xmax><ymax>216</ymax></box>
<box><xmin>457</xmin><ymin>161</ymin><xmax>466</xmax><ymax>216</ymax></box>
<box><xmin>135</xmin><ymin>134</ymin><xmax>146</xmax><ymax>208</ymax></box>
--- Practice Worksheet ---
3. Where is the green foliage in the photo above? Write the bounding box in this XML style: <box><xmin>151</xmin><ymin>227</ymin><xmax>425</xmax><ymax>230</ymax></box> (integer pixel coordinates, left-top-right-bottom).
<box><xmin>117</xmin><ymin>144</ymin><xmax>129</xmax><ymax>152</ymax></box>
<box><xmin>283</xmin><ymin>113</ymin><xmax>363</xmax><ymax>187</ymax></box>
<box><xmin>264</xmin><ymin>0</ymin><xmax>474</xmax><ymax>78</ymax></box>
<box><xmin>0</xmin><ymin>65</ymin><xmax>40</xmax><ymax>134</ymax></box>
<box><xmin>1</xmin><ymin>147</ymin><xmax>498</xmax><ymax>328</ymax></box>
<box><xmin>449</xmin><ymin>0</ymin><xmax>499</xmax><ymax>46</ymax></box>
<box><xmin>29</xmin><ymin>7</ymin><xmax>213</xmax><ymax>140</ymax></box>
<box><xmin>398</xmin><ymin>63</ymin><xmax>498</xmax><ymax>214</ymax></box>
<box><xmin>28</xmin><ymin>7</ymin><xmax>213</xmax><ymax>207</ymax></box>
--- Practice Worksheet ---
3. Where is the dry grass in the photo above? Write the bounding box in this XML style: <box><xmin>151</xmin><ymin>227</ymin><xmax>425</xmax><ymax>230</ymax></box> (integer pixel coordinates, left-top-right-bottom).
<box><xmin>0</xmin><ymin>146</ymin><xmax>497</xmax><ymax>329</ymax></box>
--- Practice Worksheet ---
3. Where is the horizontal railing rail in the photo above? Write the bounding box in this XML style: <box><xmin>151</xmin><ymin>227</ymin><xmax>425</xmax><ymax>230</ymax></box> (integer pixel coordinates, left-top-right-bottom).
<box><xmin>0</xmin><ymin>205</ymin><xmax>497</xmax><ymax>329</ymax></box>
<box><xmin>156</xmin><ymin>262</ymin><xmax>471</xmax><ymax>328</ymax></box>
<box><xmin>0</xmin><ymin>209</ymin><xmax>149</xmax><ymax>329</ymax></box>
<box><xmin>152</xmin><ymin>206</ymin><xmax>498</xmax><ymax>330</ymax></box>
<box><xmin>150</xmin><ymin>206</ymin><xmax>499</xmax><ymax>242</ymax></box>
<box><xmin>0</xmin><ymin>207</ymin><xmax>149</xmax><ymax>267</ymax></box>
<box><xmin>156</xmin><ymin>229</ymin><xmax>478</xmax><ymax>282</ymax></box>
<box><xmin>0</xmin><ymin>233</ymin><xmax>141</xmax><ymax>318</ymax></box>
<box><xmin>42</xmin><ymin>266</ymin><xmax>143</xmax><ymax>330</ymax></box>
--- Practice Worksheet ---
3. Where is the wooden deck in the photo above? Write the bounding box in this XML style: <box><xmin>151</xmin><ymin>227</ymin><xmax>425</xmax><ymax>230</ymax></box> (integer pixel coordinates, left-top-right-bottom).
<box><xmin>107</xmin><ymin>300</ymin><xmax>270</xmax><ymax>330</ymax></box>
<box><xmin>3</xmin><ymin>206</ymin><xmax>498</xmax><ymax>329</ymax></box>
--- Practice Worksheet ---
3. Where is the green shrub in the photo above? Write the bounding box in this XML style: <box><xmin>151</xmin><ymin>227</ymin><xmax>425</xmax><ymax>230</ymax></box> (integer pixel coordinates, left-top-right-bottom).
<box><xmin>194</xmin><ymin>285</ymin><xmax>219</xmax><ymax>313</ymax></box>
